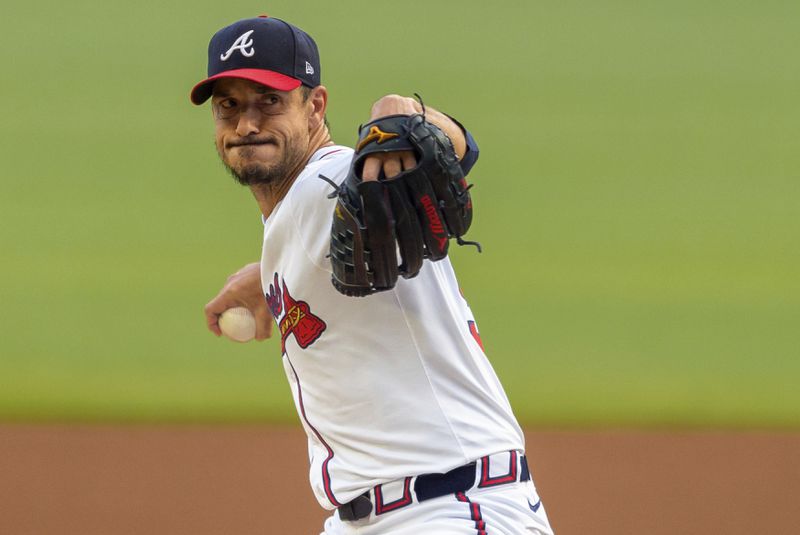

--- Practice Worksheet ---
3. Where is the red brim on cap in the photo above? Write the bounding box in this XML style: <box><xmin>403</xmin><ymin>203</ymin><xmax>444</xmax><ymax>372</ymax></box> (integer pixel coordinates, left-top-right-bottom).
<box><xmin>190</xmin><ymin>68</ymin><xmax>302</xmax><ymax>105</ymax></box>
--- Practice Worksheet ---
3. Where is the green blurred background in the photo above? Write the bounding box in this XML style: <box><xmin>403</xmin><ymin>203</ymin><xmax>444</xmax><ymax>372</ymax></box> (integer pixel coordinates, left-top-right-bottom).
<box><xmin>1</xmin><ymin>0</ymin><xmax>797</xmax><ymax>427</ymax></box>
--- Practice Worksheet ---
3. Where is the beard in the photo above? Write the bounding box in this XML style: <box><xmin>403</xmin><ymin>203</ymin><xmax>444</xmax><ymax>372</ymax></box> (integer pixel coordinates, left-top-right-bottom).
<box><xmin>218</xmin><ymin>138</ymin><xmax>307</xmax><ymax>187</ymax></box>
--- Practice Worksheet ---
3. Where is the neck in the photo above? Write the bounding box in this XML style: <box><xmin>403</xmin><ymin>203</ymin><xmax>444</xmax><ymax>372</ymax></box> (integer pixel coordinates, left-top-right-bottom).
<box><xmin>250</xmin><ymin>126</ymin><xmax>334</xmax><ymax>219</ymax></box>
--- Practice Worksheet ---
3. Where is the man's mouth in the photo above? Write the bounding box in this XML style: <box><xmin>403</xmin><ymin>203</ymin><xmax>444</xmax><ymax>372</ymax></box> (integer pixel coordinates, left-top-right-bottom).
<box><xmin>227</xmin><ymin>138</ymin><xmax>276</xmax><ymax>149</ymax></box>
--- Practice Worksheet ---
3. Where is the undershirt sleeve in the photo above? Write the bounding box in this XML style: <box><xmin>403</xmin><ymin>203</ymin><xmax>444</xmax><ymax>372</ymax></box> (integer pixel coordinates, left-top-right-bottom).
<box><xmin>445</xmin><ymin>114</ymin><xmax>480</xmax><ymax>176</ymax></box>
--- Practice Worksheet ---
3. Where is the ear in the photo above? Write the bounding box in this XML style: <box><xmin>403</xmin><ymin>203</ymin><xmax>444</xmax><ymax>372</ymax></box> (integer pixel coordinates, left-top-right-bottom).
<box><xmin>307</xmin><ymin>85</ymin><xmax>328</xmax><ymax>131</ymax></box>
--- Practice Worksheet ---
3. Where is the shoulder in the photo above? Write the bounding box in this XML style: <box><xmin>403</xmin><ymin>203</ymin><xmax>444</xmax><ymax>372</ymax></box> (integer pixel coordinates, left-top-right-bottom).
<box><xmin>273</xmin><ymin>146</ymin><xmax>353</xmax><ymax>268</ymax></box>
<box><xmin>291</xmin><ymin>146</ymin><xmax>353</xmax><ymax>198</ymax></box>
<box><xmin>281</xmin><ymin>145</ymin><xmax>353</xmax><ymax>222</ymax></box>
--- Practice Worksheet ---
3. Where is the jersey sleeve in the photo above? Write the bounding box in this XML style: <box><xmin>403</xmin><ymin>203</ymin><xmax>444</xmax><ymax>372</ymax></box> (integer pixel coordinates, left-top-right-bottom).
<box><xmin>286</xmin><ymin>155</ymin><xmax>352</xmax><ymax>272</ymax></box>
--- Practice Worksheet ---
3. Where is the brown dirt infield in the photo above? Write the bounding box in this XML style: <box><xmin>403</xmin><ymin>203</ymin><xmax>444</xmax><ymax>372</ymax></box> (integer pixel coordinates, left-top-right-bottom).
<box><xmin>0</xmin><ymin>425</ymin><xmax>797</xmax><ymax>534</ymax></box>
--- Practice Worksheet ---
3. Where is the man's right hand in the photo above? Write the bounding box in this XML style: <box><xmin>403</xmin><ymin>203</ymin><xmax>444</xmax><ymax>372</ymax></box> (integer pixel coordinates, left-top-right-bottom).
<box><xmin>204</xmin><ymin>262</ymin><xmax>273</xmax><ymax>340</ymax></box>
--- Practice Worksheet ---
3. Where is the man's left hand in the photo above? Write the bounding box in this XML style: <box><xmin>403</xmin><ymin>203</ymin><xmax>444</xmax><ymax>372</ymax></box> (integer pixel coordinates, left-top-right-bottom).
<box><xmin>361</xmin><ymin>95</ymin><xmax>421</xmax><ymax>181</ymax></box>
<box><xmin>361</xmin><ymin>94</ymin><xmax>468</xmax><ymax>182</ymax></box>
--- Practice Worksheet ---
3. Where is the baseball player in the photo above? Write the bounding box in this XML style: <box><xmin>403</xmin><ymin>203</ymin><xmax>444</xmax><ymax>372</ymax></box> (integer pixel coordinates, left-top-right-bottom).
<box><xmin>193</xmin><ymin>15</ymin><xmax>554</xmax><ymax>534</ymax></box>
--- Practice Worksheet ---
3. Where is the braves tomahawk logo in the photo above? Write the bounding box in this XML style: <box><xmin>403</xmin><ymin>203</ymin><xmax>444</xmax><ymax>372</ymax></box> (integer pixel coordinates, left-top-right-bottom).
<box><xmin>220</xmin><ymin>30</ymin><xmax>255</xmax><ymax>61</ymax></box>
<box><xmin>265</xmin><ymin>273</ymin><xmax>326</xmax><ymax>353</ymax></box>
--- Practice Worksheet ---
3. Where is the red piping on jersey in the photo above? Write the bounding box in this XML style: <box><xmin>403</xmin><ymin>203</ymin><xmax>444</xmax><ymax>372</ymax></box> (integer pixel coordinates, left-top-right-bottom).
<box><xmin>456</xmin><ymin>492</ymin><xmax>487</xmax><ymax>535</ymax></box>
<box><xmin>286</xmin><ymin>358</ymin><xmax>342</xmax><ymax>507</ymax></box>
<box><xmin>317</xmin><ymin>148</ymin><xmax>345</xmax><ymax>160</ymax></box>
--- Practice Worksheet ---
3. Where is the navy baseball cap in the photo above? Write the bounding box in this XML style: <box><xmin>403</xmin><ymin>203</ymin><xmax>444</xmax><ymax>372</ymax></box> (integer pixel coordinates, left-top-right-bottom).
<box><xmin>190</xmin><ymin>15</ymin><xmax>321</xmax><ymax>105</ymax></box>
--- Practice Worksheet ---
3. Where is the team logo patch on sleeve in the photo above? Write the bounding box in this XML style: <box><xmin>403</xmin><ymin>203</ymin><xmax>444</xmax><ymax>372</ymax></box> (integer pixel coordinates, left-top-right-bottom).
<box><xmin>265</xmin><ymin>273</ymin><xmax>327</xmax><ymax>353</ymax></box>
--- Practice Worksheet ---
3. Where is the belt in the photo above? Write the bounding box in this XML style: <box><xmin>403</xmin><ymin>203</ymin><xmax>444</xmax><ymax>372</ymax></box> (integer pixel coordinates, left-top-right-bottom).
<box><xmin>338</xmin><ymin>451</ymin><xmax>530</xmax><ymax>522</ymax></box>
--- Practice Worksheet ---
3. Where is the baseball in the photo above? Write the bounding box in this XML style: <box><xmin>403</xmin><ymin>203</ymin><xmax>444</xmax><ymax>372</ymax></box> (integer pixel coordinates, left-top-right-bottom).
<box><xmin>218</xmin><ymin>307</ymin><xmax>257</xmax><ymax>343</ymax></box>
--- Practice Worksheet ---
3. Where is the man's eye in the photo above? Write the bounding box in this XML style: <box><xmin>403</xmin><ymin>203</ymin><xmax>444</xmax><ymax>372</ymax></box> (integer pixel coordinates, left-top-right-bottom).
<box><xmin>220</xmin><ymin>99</ymin><xmax>236</xmax><ymax>109</ymax></box>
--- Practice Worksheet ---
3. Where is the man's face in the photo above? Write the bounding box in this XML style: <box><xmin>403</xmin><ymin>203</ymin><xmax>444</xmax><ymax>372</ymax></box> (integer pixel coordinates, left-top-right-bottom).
<box><xmin>211</xmin><ymin>78</ymin><xmax>311</xmax><ymax>186</ymax></box>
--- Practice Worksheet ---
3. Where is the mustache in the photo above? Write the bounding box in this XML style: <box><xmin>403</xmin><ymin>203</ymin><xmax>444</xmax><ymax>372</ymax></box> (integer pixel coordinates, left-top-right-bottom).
<box><xmin>226</xmin><ymin>136</ymin><xmax>277</xmax><ymax>149</ymax></box>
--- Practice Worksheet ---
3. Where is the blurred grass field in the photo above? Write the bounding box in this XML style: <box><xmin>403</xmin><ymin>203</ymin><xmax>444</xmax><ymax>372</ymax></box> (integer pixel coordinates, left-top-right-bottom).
<box><xmin>0</xmin><ymin>0</ymin><xmax>797</xmax><ymax>426</ymax></box>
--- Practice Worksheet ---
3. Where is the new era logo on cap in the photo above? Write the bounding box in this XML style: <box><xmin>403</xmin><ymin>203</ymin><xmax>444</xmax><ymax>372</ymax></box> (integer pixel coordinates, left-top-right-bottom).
<box><xmin>190</xmin><ymin>16</ymin><xmax>321</xmax><ymax>105</ymax></box>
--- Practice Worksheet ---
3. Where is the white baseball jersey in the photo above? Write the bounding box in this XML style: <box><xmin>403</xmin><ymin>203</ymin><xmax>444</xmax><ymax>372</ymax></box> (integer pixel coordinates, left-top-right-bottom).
<box><xmin>260</xmin><ymin>145</ymin><xmax>525</xmax><ymax>510</ymax></box>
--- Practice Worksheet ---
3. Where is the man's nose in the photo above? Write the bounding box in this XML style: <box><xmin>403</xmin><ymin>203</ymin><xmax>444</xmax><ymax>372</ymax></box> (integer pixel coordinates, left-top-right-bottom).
<box><xmin>235</xmin><ymin>106</ymin><xmax>261</xmax><ymax>137</ymax></box>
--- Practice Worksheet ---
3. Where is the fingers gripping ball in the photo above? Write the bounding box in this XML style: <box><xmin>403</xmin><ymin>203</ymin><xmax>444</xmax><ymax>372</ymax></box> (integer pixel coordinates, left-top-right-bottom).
<box><xmin>330</xmin><ymin>114</ymin><xmax>476</xmax><ymax>297</ymax></box>
<box><xmin>218</xmin><ymin>307</ymin><xmax>257</xmax><ymax>343</ymax></box>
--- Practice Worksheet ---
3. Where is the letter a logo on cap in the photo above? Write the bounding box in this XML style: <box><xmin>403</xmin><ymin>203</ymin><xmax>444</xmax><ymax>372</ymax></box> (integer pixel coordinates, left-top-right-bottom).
<box><xmin>220</xmin><ymin>30</ymin><xmax>255</xmax><ymax>61</ymax></box>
